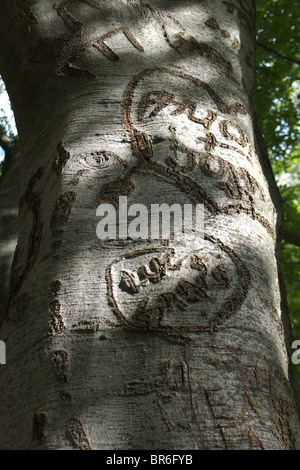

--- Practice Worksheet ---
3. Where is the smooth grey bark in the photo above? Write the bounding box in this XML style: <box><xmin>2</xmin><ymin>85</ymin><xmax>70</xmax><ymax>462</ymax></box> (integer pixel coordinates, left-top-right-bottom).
<box><xmin>0</xmin><ymin>0</ymin><xmax>299</xmax><ymax>450</ymax></box>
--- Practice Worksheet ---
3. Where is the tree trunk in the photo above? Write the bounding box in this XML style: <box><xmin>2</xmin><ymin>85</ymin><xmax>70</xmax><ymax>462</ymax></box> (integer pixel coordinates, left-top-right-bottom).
<box><xmin>0</xmin><ymin>0</ymin><xmax>299</xmax><ymax>450</ymax></box>
<box><xmin>0</xmin><ymin>137</ymin><xmax>20</xmax><ymax>321</ymax></box>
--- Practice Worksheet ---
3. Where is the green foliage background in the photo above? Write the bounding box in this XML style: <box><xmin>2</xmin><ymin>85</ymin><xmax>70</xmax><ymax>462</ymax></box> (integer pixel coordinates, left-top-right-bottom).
<box><xmin>256</xmin><ymin>0</ymin><xmax>300</xmax><ymax>381</ymax></box>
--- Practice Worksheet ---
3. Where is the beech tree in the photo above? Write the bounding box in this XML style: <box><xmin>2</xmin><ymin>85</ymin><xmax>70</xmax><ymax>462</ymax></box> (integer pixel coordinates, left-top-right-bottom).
<box><xmin>0</xmin><ymin>0</ymin><xmax>299</xmax><ymax>450</ymax></box>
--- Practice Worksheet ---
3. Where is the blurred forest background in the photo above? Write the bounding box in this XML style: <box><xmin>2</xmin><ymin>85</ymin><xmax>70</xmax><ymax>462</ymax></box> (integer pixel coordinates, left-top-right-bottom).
<box><xmin>0</xmin><ymin>0</ymin><xmax>299</xmax><ymax>378</ymax></box>
<box><xmin>255</xmin><ymin>0</ymin><xmax>300</xmax><ymax>381</ymax></box>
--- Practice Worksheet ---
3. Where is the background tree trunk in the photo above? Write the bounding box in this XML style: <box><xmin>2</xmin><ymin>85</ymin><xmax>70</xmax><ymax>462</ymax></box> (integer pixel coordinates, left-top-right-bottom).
<box><xmin>0</xmin><ymin>0</ymin><xmax>299</xmax><ymax>449</ymax></box>
<box><xmin>0</xmin><ymin>133</ymin><xmax>20</xmax><ymax>321</ymax></box>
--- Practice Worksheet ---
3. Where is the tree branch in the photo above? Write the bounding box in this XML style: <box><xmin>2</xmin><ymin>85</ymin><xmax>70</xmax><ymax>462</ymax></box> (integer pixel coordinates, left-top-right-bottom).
<box><xmin>0</xmin><ymin>125</ymin><xmax>12</xmax><ymax>153</ymax></box>
<box><xmin>282</xmin><ymin>228</ymin><xmax>300</xmax><ymax>248</ymax></box>
<box><xmin>256</xmin><ymin>41</ymin><xmax>300</xmax><ymax>65</ymax></box>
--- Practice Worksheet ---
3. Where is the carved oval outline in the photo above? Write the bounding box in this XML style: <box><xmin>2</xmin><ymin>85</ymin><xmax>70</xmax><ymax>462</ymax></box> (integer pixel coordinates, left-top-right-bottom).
<box><xmin>105</xmin><ymin>233</ymin><xmax>250</xmax><ymax>333</ymax></box>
